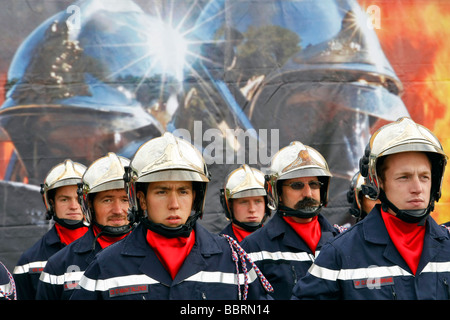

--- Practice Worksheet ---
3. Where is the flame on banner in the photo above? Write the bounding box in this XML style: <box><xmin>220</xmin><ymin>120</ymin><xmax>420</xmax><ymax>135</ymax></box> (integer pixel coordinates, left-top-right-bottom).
<box><xmin>424</xmin><ymin>5</ymin><xmax>450</xmax><ymax>225</ymax></box>
<box><xmin>369</xmin><ymin>1</ymin><xmax>450</xmax><ymax>224</ymax></box>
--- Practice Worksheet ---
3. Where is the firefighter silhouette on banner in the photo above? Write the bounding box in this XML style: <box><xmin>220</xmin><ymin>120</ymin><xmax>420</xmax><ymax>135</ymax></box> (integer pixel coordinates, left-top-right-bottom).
<box><xmin>190</xmin><ymin>0</ymin><xmax>409</xmax><ymax>224</ymax></box>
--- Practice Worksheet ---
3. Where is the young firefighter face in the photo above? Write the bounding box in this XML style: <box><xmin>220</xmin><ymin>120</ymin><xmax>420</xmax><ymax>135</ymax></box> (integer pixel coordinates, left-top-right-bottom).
<box><xmin>231</xmin><ymin>196</ymin><xmax>266</xmax><ymax>226</ymax></box>
<box><xmin>138</xmin><ymin>181</ymin><xmax>196</xmax><ymax>228</ymax></box>
<box><xmin>379</xmin><ymin>152</ymin><xmax>431</xmax><ymax>213</ymax></box>
<box><xmin>52</xmin><ymin>185</ymin><xmax>84</xmax><ymax>221</ymax></box>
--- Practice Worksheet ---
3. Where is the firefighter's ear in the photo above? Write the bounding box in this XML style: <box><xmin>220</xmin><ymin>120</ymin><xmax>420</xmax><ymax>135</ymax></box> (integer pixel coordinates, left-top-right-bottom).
<box><xmin>137</xmin><ymin>191</ymin><xmax>147</xmax><ymax>210</ymax></box>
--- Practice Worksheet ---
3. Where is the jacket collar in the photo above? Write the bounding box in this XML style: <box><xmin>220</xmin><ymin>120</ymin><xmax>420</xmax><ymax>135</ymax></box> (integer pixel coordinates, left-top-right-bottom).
<box><xmin>120</xmin><ymin>221</ymin><xmax>223</xmax><ymax>257</ymax></box>
<box><xmin>362</xmin><ymin>205</ymin><xmax>390</xmax><ymax>245</ymax></box>
<box><xmin>71</xmin><ymin>228</ymin><xmax>102</xmax><ymax>265</ymax></box>
<box><xmin>363</xmin><ymin>205</ymin><xmax>449</xmax><ymax>274</ymax></box>
<box><xmin>267</xmin><ymin>212</ymin><xmax>338</xmax><ymax>251</ymax></box>
<box><xmin>363</xmin><ymin>205</ymin><xmax>449</xmax><ymax>244</ymax></box>
<box><xmin>46</xmin><ymin>225</ymin><xmax>65</xmax><ymax>246</ymax></box>
<box><xmin>119</xmin><ymin>221</ymin><xmax>225</xmax><ymax>285</ymax></box>
<box><xmin>72</xmin><ymin>228</ymin><xmax>97</xmax><ymax>253</ymax></box>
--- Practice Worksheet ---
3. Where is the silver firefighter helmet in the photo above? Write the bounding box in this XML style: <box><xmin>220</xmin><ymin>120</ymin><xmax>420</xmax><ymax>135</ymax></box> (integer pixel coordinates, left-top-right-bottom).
<box><xmin>40</xmin><ymin>159</ymin><xmax>86</xmax><ymax>221</ymax></box>
<box><xmin>266</xmin><ymin>141</ymin><xmax>331</xmax><ymax>219</ymax></box>
<box><xmin>220</xmin><ymin>164</ymin><xmax>270</xmax><ymax>231</ymax></box>
<box><xmin>359</xmin><ymin>117</ymin><xmax>448</xmax><ymax>224</ymax></box>
<box><xmin>124</xmin><ymin>132</ymin><xmax>210</xmax><ymax>237</ymax></box>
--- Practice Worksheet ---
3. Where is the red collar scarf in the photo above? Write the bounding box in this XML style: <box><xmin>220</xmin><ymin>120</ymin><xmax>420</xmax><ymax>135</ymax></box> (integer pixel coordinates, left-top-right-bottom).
<box><xmin>93</xmin><ymin>225</ymin><xmax>130</xmax><ymax>249</ymax></box>
<box><xmin>231</xmin><ymin>224</ymin><xmax>253</xmax><ymax>242</ymax></box>
<box><xmin>283</xmin><ymin>216</ymin><xmax>322</xmax><ymax>253</ymax></box>
<box><xmin>55</xmin><ymin>223</ymin><xmax>88</xmax><ymax>246</ymax></box>
<box><xmin>381</xmin><ymin>209</ymin><xmax>426</xmax><ymax>275</ymax></box>
<box><xmin>146</xmin><ymin>229</ymin><xmax>196</xmax><ymax>279</ymax></box>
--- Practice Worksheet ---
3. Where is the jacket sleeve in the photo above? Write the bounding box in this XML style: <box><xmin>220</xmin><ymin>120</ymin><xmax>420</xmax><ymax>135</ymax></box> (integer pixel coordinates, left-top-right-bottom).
<box><xmin>291</xmin><ymin>242</ymin><xmax>342</xmax><ymax>300</ymax></box>
<box><xmin>13</xmin><ymin>258</ymin><xmax>42</xmax><ymax>300</ymax></box>
<box><xmin>36</xmin><ymin>262</ymin><xmax>62</xmax><ymax>300</ymax></box>
<box><xmin>36</xmin><ymin>253</ymin><xmax>78</xmax><ymax>300</ymax></box>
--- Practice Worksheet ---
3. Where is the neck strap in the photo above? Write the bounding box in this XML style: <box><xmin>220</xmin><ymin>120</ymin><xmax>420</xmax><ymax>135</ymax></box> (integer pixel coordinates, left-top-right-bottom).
<box><xmin>278</xmin><ymin>204</ymin><xmax>322</xmax><ymax>219</ymax></box>
<box><xmin>141</xmin><ymin>212</ymin><xmax>200</xmax><ymax>238</ymax></box>
<box><xmin>378</xmin><ymin>190</ymin><xmax>430</xmax><ymax>226</ymax></box>
<box><xmin>231</xmin><ymin>219</ymin><xmax>262</xmax><ymax>232</ymax></box>
<box><xmin>53</xmin><ymin>216</ymin><xmax>86</xmax><ymax>229</ymax></box>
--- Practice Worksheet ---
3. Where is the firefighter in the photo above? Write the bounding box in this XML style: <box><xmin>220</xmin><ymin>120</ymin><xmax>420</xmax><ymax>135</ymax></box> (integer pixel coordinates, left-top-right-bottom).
<box><xmin>292</xmin><ymin>117</ymin><xmax>450</xmax><ymax>300</ymax></box>
<box><xmin>219</xmin><ymin>165</ymin><xmax>271</xmax><ymax>242</ymax></box>
<box><xmin>71</xmin><ymin>132</ymin><xmax>273</xmax><ymax>300</ymax></box>
<box><xmin>240</xmin><ymin>141</ymin><xmax>341</xmax><ymax>299</ymax></box>
<box><xmin>36</xmin><ymin>153</ymin><xmax>133</xmax><ymax>300</ymax></box>
<box><xmin>13</xmin><ymin>160</ymin><xmax>87</xmax><ymax>299</ymax></box>
<box><xmin>347</xmin><ymin>171</ymin><xmax>380</xmax><ymax>222</ymax></box>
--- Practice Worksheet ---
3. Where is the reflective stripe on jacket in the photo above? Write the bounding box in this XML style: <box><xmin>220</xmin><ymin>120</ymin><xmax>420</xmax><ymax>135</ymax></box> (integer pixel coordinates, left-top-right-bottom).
<box><xmin>13</xmin><ymin>225</ymin><xmax>64</xmax><ymax>300</ymax></box>
<box><xmin>70</xmin><ymin>222</ymin><xmax>271</xmax><ymax>300</ymax></box>
<box><xmin>241</xmin><ymin>213</ymin><xmax>339</xmax><ymax>299</ymax></box>
<box><xmin>36</xmin><ymin>228</ymin><xmax>101</xmax><ymax>300</ymax></box>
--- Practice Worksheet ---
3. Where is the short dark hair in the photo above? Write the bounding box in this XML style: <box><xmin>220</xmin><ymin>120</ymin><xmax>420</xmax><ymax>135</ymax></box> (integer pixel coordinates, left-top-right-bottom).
<box><xmin>376</xmin><ymin>155</ymin><xmax>387</xmax><ymax>182</ymax></box>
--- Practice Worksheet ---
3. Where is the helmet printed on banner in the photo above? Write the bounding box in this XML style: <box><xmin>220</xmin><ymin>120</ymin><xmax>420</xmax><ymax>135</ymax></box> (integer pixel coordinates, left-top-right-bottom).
<box><xmin>194</xmin><ymin>0</ymin><xmax>409</xmax><ymax>226</ymax></box>
<box><xmin>359</xmin><ymin>117</ymin><xmax>448</xmax><ymax>223</ymax></box>
<box><xmin>78</xmin><ymin>152</ymin><xmax>130</xmax><ymax>225</ymax></box>
<box><xmin>124</xmin><ymin>132</ymin><xmax>210</xmax><ymax>234</ymax></box>
<box><xmin>242</xmin><ymin>0</ymin><xmax>410</xmax><ymax>158</ymax></box>
<box><xmin>195</xmin><ymin>0</ymin><xmax>404</xmax><ymax>107</ymax></box>
<box><xmin>41</xmin><ymin>159</ymin><xmax>86</xmax><ymax>220</ymax></box>
<box><xmin>0</xmin><ymin>0</ymin><xmax>163</xmax><ymax>185</ymax></box>
<box><xmin>266</xmin><ymin>141</ymin><xmax>332</xmax><ymax>212</ymax></box>
<box><xmin>220</xmin><ymin>164</ymin><xmax>270</xmax><ymax>230</ymax></box>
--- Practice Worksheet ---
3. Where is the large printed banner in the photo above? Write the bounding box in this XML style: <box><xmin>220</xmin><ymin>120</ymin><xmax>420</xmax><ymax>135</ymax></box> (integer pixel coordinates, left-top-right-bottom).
<box><xmin>0</xmin><ymin>0</ymin><xmax>449</xmax><ymax>270</ymax></box>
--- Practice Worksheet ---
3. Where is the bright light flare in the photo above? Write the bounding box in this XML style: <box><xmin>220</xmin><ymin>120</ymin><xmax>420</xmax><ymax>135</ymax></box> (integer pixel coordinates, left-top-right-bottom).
<box><xmin>147</xmin><ymin>20</ymin><xmax>188</xmax><ymax>82</ymax></box>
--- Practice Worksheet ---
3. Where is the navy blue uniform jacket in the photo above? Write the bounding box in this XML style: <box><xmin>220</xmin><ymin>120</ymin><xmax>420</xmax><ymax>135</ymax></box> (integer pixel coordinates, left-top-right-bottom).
<box><xmin>13</xmin><ymin>225</ymin><xmax>64</xmax><ymax>299</ymax></box>
<box><xmin>292</xmin><ymin>206</ymin><xmax>450</xmax><ymax>300</ymax></box>
<box><xmin>36</xmin><ymin>228</ymin><xmax>102</xmax><ymax>300</ymax></box>
<box><xmin>240</xmin><ymin>213</ymin><xmax>339</xmax><ymax>299</ymax></box>
<box><xmin>70</xmin><ymin>222</ymin><xmax>272</xmax><ymax>300</ymax></box>
<box><xmin>220</xmin><ymin>223</ymin><xmax>239</xmax><ymax>242</ymax></box>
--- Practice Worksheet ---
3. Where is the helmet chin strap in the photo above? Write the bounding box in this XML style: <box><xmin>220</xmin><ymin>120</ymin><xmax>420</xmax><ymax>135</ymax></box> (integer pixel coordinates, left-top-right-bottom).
<box><xmin>141</xmin><ymin>211</ymin><xmax>200</xmax><ymax>238</ymax></box>
<box><xmin>232</xmin><ymin>219</ymin><xmax>262</xmax><ymax>232</ymax></box>
<box><xmin>230</xmin><ymin>209</ymin><xmax>270</xmax><ymax>232</ymax></box>
<box><xmin>277</xmin><ymin>204</ymin><xmax>322</xmax><ymax>219</ymax></box>
<box><xmin>91</xmin><ymin>220</ymin><xmax>133</xmax><ymax>251</ymax></box>
<box><xmin>53</xmin><ymin>215</ymin><xmax>86</xmax><ymax>229</ymax></box>
<box><xmin>378</xmin><ymin>190</ymin><xmax>431</xmax><ymax>226</ymax></box>
<box><xmin>93</xmin><ymin>220</ymin><xmax>133</xmax><ymax>237</ymax></box>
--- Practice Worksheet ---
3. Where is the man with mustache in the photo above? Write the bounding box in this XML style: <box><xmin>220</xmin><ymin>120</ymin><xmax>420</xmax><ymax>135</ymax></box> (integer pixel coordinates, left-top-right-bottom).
<box><xmin>241</xmin><ymin>141</ymin><xmax>341</xmax><ymax>299</ymax></box>
<box><xmin>292</xmin><ymin>118</ymin><xmax>450</xmax><ymax>300</ymax></box>
<box><xmin>36</xmin><ymin>153</ymin><xmax>133</xmax><ymax>300</ymax></box>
